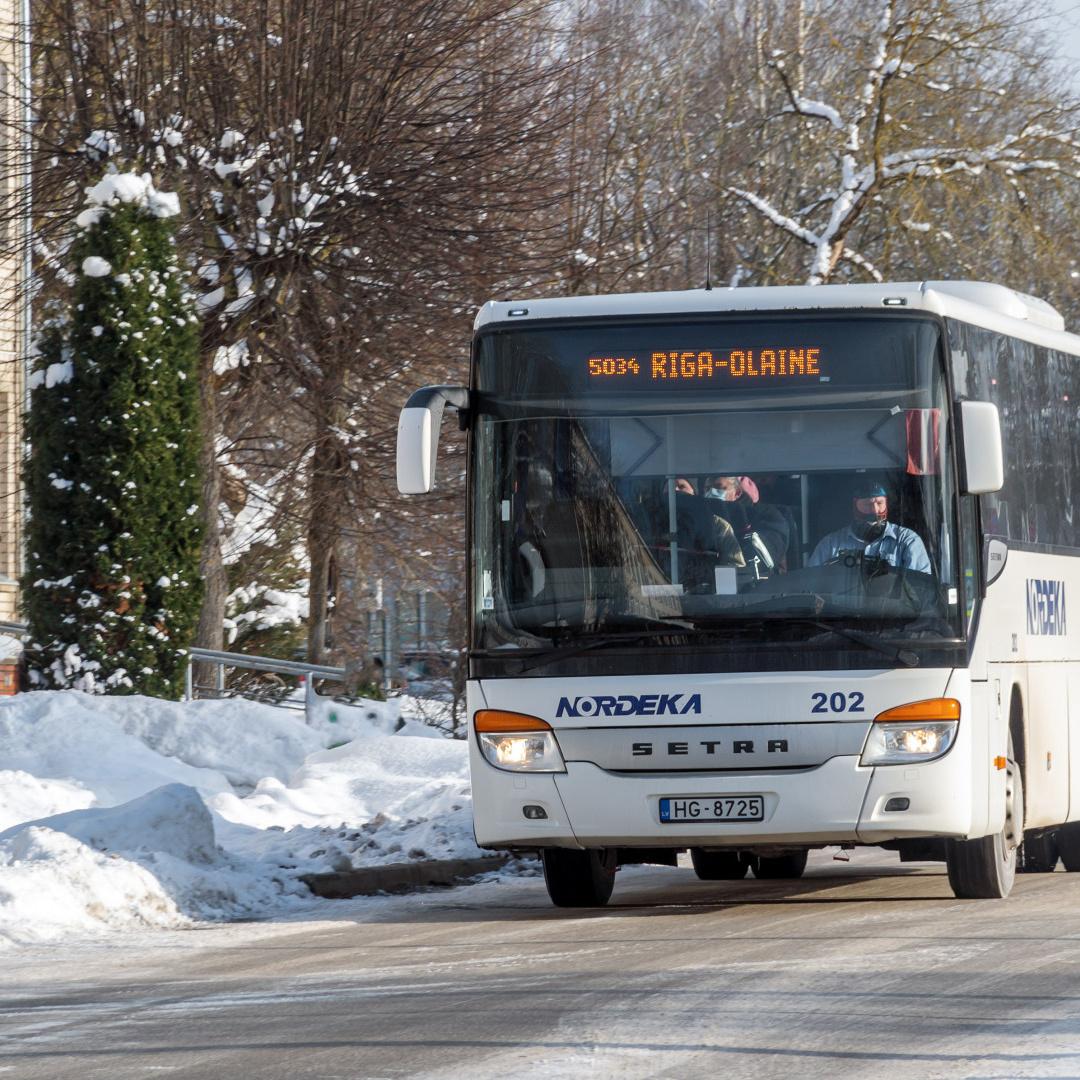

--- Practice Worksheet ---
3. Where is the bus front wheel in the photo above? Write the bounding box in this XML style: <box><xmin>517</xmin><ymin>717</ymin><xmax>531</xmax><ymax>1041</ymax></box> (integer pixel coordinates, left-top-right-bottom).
<box><xmin>542</xmin><ymin>847</ymin><xmax>617</xmax><ymax>907</ymax></box>
<box><xmin>946</xmin><ymin>747</ymin><xmax>1022</xmax><ymax>899</ymax></box>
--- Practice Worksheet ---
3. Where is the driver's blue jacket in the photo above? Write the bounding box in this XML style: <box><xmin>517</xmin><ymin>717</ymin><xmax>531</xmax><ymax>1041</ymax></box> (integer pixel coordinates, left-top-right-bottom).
<box><xmin>808</xmin><ymin>521</ymin><xmax>932</xmax><ymax>573</ymax></box>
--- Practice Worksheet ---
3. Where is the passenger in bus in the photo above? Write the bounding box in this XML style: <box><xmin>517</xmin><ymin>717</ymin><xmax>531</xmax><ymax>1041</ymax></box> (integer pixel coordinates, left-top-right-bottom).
<box><xmin>808</xmin><ymin>481</ymin><xmax>932</xmax><ymax>572</ymax></box>
<box><xmin>705</xmin><ymin>475</ymin><xmax>790</xmax><ymax>573</ymax></box>
<box><xmin>671</xmin><ymin>478</ymin><xmax>745</xmax><ymax>571</ymax></box>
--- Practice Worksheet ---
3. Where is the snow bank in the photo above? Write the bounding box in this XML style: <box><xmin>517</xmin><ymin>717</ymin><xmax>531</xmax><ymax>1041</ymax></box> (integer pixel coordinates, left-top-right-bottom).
<box><xmin>226</xmin><ymin>732</ymin><xmax>468</xmax><ymax>828</ymax></box>
<box><xmin>0</xmin><ymin>770</ymin><xmax>94</xmax><ymax>833</ymax></box>
<box><xmin>211</xmin><ymin>729</ymin><xmax>480</xmax><ymax>869</ymax></box>
<box><xmin>107</xmin><ymin>694</ymin><xmax>328</xmax><ymax>789</ymax></box>
<box><xmin>0</xmin><ymin>785</ymin><xmax>308</xmax><ymax>945</ymax></box>
<box><xmin>0</xmin><ymin>782</ymin><xmax>217</xmax><ymax>862</ymax></box>
<box><xmin>0</xmin><ymin>827</ymin><xmax>188</xmax><ymax>943</ymax></box>
<box><xmin>0</xmin><ymin>690</ymin><xmax>487</xmax><ymax>945</ymax></box>
<box><xmin>0</xmin><ymin>691</ymin><xmax>234</xmax><ymax>804</ymax></box>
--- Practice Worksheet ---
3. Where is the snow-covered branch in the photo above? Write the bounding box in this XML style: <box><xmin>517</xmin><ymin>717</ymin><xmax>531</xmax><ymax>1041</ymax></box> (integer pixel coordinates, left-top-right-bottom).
<box><xmin>727</xmin><ymin>187</ymin><xmax>818</xmax><ymax>248</ymax></box>
<box><xmin>727</xmin><ymin>187</ymin><xmax>881</xmax><ymax>282</ymax></box>
<box><xmin>740</xmin><ymin>0</ymin><xmax>1080</xmax><ymax>285</ymax></box>
<box><xmin>782</xmin><ymin>92</ymin><xmax>844</xmax><ymax>132</ymax></box>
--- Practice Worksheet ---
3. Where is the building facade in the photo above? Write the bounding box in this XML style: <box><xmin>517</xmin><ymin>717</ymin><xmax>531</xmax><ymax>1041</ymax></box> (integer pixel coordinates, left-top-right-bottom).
<box><xmin>0</xmin><ymin>0</ymin><xmax>21</xmax><ymax>622</ymax></box>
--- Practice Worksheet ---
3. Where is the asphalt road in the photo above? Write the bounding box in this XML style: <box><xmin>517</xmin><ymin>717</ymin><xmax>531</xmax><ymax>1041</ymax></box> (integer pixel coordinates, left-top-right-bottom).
<box><xmin>4</xmin><ymin>850</ymin><xmax>1080</xmax><ymax>1080</ymax></box>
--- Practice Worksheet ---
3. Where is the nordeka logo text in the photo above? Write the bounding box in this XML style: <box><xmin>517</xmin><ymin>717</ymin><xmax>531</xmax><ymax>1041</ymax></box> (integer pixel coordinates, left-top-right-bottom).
<box><xmin>555</xmin><ymin>693</ymin><xmax>702</xmax><ymax>718</ymax></box>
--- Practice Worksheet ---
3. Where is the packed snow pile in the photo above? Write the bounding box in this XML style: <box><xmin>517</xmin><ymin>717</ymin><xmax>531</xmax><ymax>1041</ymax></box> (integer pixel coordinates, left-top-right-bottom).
<box><xmin>212</xmin><ymin>728</ymin><xmax>475</xmax><ymax>870</ymax></box>
<box><xmin>0</xmin><ymin>691</ymin><xmax>234</xmax><ymax>812</ymax></box>
<box><xmin>0</xmin><ymin>785</ymin><xmax>306</xmax><ymax>941</ymax></box>
<box><xmin>0</xmin><ymin>690</ymin><xmax>485</xmax><ymax>946</ymax></box>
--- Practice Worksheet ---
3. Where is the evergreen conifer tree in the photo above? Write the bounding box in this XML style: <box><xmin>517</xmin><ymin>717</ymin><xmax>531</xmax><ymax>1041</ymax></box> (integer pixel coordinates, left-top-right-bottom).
<box><xmin>23</xmin><ymin>174</ymin><xmax>202</xmax><ymax>697</ymax></box>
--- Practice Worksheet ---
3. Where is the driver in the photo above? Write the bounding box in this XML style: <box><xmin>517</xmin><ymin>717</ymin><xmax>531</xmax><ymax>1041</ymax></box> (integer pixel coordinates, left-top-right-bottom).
<box><xmin>808</xmin><ymin>480</ymin><xmax>931</xmax><ymax>573</ymax></box>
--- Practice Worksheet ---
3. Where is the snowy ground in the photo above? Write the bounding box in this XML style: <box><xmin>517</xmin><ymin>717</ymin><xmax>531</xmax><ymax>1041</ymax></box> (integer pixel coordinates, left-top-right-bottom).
<box><xmin>0</xmin><ymin>689</ymin><xmax>496</xmax><ymax>946</ymax></box>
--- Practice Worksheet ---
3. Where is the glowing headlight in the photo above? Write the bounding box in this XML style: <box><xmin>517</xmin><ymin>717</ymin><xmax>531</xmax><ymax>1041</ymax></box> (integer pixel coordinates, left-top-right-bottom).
<box><xmin>860</xmin><ymin>698</ymin><xmax>960</xmax><ymax>766</ymax></box>
<box><xmin>478</xmin><ymin>731</ymin><xmax>565</xmax><ymax>772</ymax></box>
<box><xmin>861</xmin><ymin>721</ymin><xmax>958</xmax><ymax>765</ymax></box>
<box><xmin>473</xmin><ymin>709</ymin><xmax>566</xmax><ymax>773</ymax></box>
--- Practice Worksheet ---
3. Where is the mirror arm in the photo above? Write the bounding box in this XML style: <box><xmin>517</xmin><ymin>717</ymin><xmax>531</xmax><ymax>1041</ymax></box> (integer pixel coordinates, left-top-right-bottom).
<box><xmin>403</xmin><ymin>385</ymin><xmax>471</xmax><ymax>430</ymax></box>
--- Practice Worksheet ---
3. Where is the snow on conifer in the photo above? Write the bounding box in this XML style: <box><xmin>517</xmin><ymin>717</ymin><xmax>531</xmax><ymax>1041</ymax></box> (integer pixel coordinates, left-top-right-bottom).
<box><xmin>23</xmin><ymin>171</ymin><xmax>203</xmax><ymax>698</ymax></box>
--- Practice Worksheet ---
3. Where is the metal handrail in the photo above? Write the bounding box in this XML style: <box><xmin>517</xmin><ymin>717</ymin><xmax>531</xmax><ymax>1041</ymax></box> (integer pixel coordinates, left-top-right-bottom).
<box><xmin>184</xmin><ymin>649</ymin><xmax>348</xmax><ymax>720</ymax></box>
<box><xmin>0</xmin><ymin>621</ymin><xmax>348</xmax><ymax>722</ymax></box>
<box><xmin>188</xmin><ymin>647</ymin><xmax>345</xmax><ymax>680</ymax></box>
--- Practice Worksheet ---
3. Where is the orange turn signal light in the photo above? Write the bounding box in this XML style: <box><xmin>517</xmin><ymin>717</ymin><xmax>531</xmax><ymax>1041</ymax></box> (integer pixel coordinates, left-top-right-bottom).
<box><xmin>474</xmin><ymin>709</ymin><xmax>552</xmax><ymax>733</ymax></box>
<box><xmin>874</xmin><ymin>697</ymin><xmax>961</xmax><ymax>723</ymax></box>
<box><xmin>994</xmin><ymin>756</ymin><xmax>1007</xmax><ymax>770</ymax></box>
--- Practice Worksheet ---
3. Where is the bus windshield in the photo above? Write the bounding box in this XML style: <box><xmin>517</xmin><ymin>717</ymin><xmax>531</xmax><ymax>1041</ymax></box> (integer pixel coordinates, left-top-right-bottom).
<box><xmin>472</xmin><ymin>315</ymin><xmax>962</xmax><ymax>652</ymax></box>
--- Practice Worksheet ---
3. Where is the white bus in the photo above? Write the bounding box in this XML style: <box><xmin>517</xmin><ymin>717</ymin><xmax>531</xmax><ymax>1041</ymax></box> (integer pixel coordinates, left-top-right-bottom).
<box><xmin>397</xmin><ymin>281</ymin><xmax>1080</xmax><ymax>905</ymax></box>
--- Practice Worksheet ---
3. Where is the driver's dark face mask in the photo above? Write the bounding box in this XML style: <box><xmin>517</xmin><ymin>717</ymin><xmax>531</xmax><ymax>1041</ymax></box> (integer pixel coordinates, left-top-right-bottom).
<box><xmin>852</xmin><ymin>496</ymin><xmax>887</xmax><ymax>542</ymax></box>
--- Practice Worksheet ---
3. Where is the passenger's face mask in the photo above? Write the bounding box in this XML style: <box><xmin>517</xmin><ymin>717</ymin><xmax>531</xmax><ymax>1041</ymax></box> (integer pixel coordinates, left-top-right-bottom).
<box><xmin>706</xmin><ymin>480</ymin><xmax>740</xmax><ymax>501</ymax></box>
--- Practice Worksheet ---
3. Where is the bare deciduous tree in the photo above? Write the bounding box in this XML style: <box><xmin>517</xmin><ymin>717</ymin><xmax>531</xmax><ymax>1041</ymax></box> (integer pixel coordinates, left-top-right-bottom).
<box><xmin>726</xmin><ymin>0</ymin><xmax>1080</xmax><ymax>284</ymax></box>
<box><xmin>21</xmin><ymin>0</ymin><xmax>574</xmax><ymax>669</ymax></box>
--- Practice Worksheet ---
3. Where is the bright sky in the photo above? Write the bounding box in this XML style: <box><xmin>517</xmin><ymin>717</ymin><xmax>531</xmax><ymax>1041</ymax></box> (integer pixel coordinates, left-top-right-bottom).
<box><xmin>1047</xmin><ymin>0</ymin><xmax>1080</xmax><ymax>71</ymax></box>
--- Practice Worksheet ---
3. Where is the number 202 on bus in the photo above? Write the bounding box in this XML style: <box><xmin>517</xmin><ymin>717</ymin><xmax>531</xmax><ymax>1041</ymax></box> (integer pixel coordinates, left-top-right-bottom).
<box><xmin>811</xmin><ymin>691</ymin><xmax>865</xmax><ymax>714</ymax></box>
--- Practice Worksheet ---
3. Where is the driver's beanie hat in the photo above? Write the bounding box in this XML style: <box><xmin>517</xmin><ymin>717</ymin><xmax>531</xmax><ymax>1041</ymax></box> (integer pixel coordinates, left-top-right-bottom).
<box><xmin>852</xmin><ymin>478</ymin><xmax>887</xmax><ymax>500</ymax></box>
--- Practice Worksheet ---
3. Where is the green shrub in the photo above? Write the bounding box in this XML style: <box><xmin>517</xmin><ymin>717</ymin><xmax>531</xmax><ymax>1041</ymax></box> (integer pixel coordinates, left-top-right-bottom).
<box><xmin>23</xmin><ymin>175</ymin><xmax>202</xmax><ymax>697</ymax></box>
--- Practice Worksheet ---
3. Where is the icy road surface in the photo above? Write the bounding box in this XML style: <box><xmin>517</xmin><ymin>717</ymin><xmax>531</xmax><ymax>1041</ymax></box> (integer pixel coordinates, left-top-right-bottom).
<box><xmin>4</xmin><ymin>849</ymin><xmax>1080</xmax><ymax>1080</ymax></box>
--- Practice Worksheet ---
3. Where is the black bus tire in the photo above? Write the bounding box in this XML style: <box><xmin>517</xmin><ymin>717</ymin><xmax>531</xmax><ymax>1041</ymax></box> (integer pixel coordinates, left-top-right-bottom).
<box><xmin>690</xmin><ymin>849</ymin><xmax>750</xmax><ymax>880</ymax></box>
<box><xmin>946</xmin><ymin>741</ymin><xmax>1022</xmax><ymax>899</ymax></box>
<box><xmin>542</xmin><ymin>847</ymin><xmax>617</xmax><ymax>907</ymax></box>
<box><xmin>1057</xmin><ymin>822</ymin><xmax>1080</xmax><ymax>871</ymax></box>
<box><xmin>1019</xmin><ymin>831</ymin><xmax>1058</xmax><ymax>873</ymax></box>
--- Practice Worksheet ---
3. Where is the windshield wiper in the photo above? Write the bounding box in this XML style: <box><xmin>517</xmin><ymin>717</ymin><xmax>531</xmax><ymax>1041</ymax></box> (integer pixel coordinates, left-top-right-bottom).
<box><xmin>795</xmin><ymin>619</ymin><xmax>920</xmax><ymax>667</ymax></box>
<box><xmin>481</xmin><ymin>612</ymin><xmax>922</xmax><ymax>671</ymax></box>
<box><xmin>504</xmin><ymin>625</ymin><xmax>695</xmax><ymax>673</ymax></box>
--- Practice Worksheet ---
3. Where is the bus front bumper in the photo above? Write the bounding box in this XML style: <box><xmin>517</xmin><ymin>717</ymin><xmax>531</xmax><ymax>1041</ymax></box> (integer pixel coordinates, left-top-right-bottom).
<box><xmin>470</xmin><ymin>751</ymin><xmax>975</xmax><ymax>850</ymax></box>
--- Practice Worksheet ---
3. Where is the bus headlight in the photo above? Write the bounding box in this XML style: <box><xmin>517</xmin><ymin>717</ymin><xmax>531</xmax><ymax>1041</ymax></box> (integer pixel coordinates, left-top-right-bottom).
<box><xmin>478</xmin><ymin>731</ymin><xmax>565</xmax><ymax>771</ymax></box>
<box><xmin>861</xmin><ymin>721</ymin><xmax>958</xmax><ymax>764</ymax></box>
<box><xmin>474</xmin><ymin>709</ymin><xmax>566</xmax><ymax>773</ymax></box>
<box><xmin>860</xmin><ymin>698</ymin><xmax>960</xmax><ymax>766</ymax></box>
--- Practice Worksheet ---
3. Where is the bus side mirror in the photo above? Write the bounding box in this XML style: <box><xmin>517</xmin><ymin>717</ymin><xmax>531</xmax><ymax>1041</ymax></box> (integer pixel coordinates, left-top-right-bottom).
<box><xmin>396</xmin><ymin>385</ymin><xmax>470</xmax><ymax>494</ymax></box>
<box><xmin>957</xmin><ymin>400</ymin><xmax>1003</xmax><ymax>495</ymax></box>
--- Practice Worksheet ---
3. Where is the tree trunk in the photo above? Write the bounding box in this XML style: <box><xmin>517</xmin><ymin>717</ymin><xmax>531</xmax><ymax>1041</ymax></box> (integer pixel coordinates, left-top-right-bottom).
<box><xmin>193</xmin><ymin>360</ymin><xmax>228</xmax><ymax>693</ymax></box>
<box><xmin>306</xmin><ymin>519</ymin><xmax>333</xmax><ymax>666</ymax></box>
<box><xmin>305</xmin><ymin>366</ymin><xmax>347</xmax><ymax>667</ymax></box>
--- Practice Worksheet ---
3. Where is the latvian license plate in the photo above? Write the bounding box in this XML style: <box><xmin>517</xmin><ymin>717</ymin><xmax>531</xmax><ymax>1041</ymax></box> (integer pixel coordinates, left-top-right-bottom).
<box><xmin>659</xmin><ymin>795</ymin><xmax>764</xmax><ymax>823</ymax></box>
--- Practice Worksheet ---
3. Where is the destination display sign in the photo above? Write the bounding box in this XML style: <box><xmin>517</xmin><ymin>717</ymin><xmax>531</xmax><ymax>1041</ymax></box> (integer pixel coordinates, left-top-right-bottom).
<box><xmin>476</xmin><ymin>316</ymin><xmax>939</xmax><ymax>403</ymax></box>
<box><xmin>587</xmin><ymin>346</ymin><xmax>822</xmax><ymax>384</ymax></box>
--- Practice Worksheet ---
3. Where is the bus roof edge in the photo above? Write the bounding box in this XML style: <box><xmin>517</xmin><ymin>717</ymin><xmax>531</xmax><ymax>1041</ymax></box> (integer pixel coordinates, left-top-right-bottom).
<box><xmin>475</xmin><ymin>281</ymin><xmax>1067</xmax><ymax>336</ymax></box>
